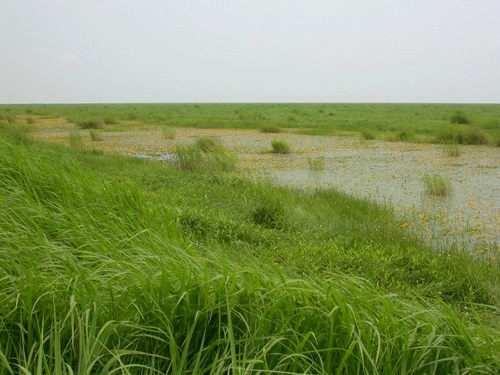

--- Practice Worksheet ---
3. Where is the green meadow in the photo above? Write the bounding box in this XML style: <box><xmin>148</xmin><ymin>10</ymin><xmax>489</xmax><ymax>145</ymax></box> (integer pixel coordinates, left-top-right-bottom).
<box><xmin>1</xmin><ymin>102</ymin><xmax>500</xmax><ymax>145</ymax></box>
<box><xmin>0</xmin><ymin>104</ymin><xmax>499</xmax><ymax>374</ymax></box>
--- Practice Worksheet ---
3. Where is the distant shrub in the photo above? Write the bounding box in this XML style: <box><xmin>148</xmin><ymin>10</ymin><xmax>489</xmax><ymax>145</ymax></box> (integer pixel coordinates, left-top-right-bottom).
<box><xmin>77</xmin><ymin>119</ymin><xmax>102</xmax><ymax>129</ymax></box>
<box><xmin>423</xmin><ymin>174</ymin><xmax>451</xmax><ymax>197</ymax></box>
<box><xmin>308</xmin><ymin>157</ymin><xmax>325</xmax><ymax>171</ymax></box>
<box><xmin>103</xmin><ymin>117</ymin><xmax>118</xmax><ymax>125</ymax></box>
<box><xmin>459</xmin><ymin>128</ymin><xmax>489</xmax><ymax>145</ymax></box>
<box><xmin>450</xmin><ymin>111</ymin><xmax>470</xmax><ymax>125</ymax></box>
<box><xmin>271</xmin><ymin>139</ymin><xmax>291</xmax><ymax>154</ymax></box>
<box><xmin>437</xmin><ymin>127</ymin><xmax>489</xmax><ymax>145</ymax></box>
<box><xmin>26</xmin><ymin>117</ymin><xmax>35</xmax><ymax>124</ymax></box>
<box><xmin>260</xmin><ymin>125</ymin><xmax>282</xmax><ymax>133</ymax></box>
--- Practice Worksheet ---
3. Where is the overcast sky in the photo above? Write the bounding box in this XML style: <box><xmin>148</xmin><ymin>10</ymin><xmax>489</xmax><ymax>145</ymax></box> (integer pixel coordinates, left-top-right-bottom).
<box><xmin>1</xmin><ymin>0</ymin><xmax>499</xmax><ymax>104</ymax></box>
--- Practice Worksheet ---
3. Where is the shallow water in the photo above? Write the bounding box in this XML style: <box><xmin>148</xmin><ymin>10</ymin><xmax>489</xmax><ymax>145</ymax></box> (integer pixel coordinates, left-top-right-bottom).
<box><xmin>35</xmin><ymin>126</ymin><xmax>499</xmax><ymax>257</ymax></box>
<box><xmin>242</xmin><ymin>138</ymin><xmax>499</xmax><ymax>257</ymax></box>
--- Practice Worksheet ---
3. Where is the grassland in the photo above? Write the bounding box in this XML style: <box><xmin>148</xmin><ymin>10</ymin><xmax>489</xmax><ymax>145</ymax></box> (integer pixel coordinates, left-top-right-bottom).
<box><xmin>1</xmin><ymin>102</ymin><xmax>500</xmax><ymax>145</ymax></box>
<box><xmin>0</xmin><ymin>106</ymin><xmax>499</xmax><ymax>374</ymax></box>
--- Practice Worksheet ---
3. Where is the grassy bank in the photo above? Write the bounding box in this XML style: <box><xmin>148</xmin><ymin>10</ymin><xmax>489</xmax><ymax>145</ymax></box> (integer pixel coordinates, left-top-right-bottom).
<box><xmin>0</xmin><ymin>124</ymin><xmax>499</xmax><ymax>373</ymax></box>
<box><xmin>1</xmin><ymin>103</ymin><xmax>499</xmax><ymax>145</ymax></box>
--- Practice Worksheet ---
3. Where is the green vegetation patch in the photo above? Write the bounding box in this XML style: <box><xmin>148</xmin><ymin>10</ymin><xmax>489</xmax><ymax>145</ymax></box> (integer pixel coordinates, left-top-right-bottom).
<box><xmin>450</xmin><ymin>111</ymin><xmax>471</xmax><ymax>124</ymax></box>
<box><xmin>76</xmin><ymin>119</ymin><xmax>103</xmax><ymax>129</ymax></box>
<box><xmin>424</xmin><ymin>174</ymin><xmax>452</xmax><ymax>197</ymax></box>
<box><xmin>174</xmin><ymin>137</ymin><xmax>236</xmax><ymax>173</ymax></box>
<box><xmin>2</xmin><ymin>102</ymin><xmax>499</xmax><ymax>145</ymax></box>
<box><xmin>0</xmin><ymin>122</ymin><xmax>499</xmax><ymax>374</ymax></box>
<box><xmin>271</xmin><ymin>139</ymin><xmax>291</xmax><ymax>154</ymax></box>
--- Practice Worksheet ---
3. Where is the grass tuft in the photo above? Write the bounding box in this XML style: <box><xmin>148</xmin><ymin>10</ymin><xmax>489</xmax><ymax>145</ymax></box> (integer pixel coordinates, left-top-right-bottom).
<box><xmin>450</xmin><ymin>111</ymin><xmax>470</xmax><ymax>124</ymax></box>
<box><xmin>423</xmin><ymin>174</ymin><xmax>451</xmax><ymax>197</ymax></box>
<box><xmin>77</xmin><ymin>119</ymin><xmax>102</xmax><ymax>129</ymax></box>
<box><xmin>260</xmin><ymin>125</ymin><xmax>282</xmax><ymax>133</ymax></box>
<box><xmin>175</xmin><ymin>138</ymin><xmax>236</xmax><ymax>172</ymax></box>
<box><xmin>251</xmin><ymin>200</ymin><xmax>287</xmax><ymax>229</ymax></box>
<box><xmin>195</xmin><ymin>136</ymin><xmax>223</xmax><ymax>152</ymax></box>
<box><xmin>308</xmin><ymin>156</ymin><xmax>325</xmax><ymax>171</ymax></box>
<box><xmin>271</xmin><ymin>139</ymin><xmax>291</xmax><ymax>154</ymax></box>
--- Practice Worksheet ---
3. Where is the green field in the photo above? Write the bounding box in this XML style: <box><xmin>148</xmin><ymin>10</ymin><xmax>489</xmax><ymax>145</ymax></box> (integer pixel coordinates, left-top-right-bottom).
<box><xmin>1</xmin><ymin>105</ymin><xmax>499</xmax><ymax>374</ymax></box>
<box><xmin>1</xmin><ymin>102</ymin><xmax>500</xmax><ymax>145</ymax></box>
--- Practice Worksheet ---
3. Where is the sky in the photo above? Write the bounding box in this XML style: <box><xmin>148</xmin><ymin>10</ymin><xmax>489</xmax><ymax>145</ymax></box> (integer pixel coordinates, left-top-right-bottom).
<box><xmin>1</xmin><ymin>0</ymin><xmax>499</xmax><ymax>104</ymax></box>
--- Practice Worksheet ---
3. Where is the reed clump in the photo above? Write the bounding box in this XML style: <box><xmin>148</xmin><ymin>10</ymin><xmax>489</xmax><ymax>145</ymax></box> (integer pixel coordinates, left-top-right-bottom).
<box><xmin>260</xmin><ymin>125</ymin><xmax>282</xmax><ymax>133</ymax></box>
<box><xmin>271</xmin><ymin>139</ymin><xmax>291</xmax><ymax>154</ymax></box>
<box><xmin>175</xmin><ymin>137</ymin><xmax>236</xmax><ymax>172</ymax></box>
<box><xmin>424</xmin><ymin>174</ymin><xmax>451</xmax><ymax>197</ymax></box>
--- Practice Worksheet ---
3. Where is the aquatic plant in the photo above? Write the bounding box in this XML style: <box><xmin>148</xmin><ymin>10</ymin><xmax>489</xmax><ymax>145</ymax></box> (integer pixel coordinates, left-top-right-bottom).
<box><xmin>424</xmin><ymin>174</ymin><xmax>451</xmax><ymax>197</ymax></box>
<box><xmin>308</xmin><ymin>156</ymin><xmax>325</xmax><ymax>171</ymax></box>
<box><xmin>271</xmin><ymin>139</ymin><xmax>291</xmax><ymax>154</ymax></box>
<box><xmin>175</xmin><ymin>138</ymin><xmax>236</xmax><ymax>172</ymax></box>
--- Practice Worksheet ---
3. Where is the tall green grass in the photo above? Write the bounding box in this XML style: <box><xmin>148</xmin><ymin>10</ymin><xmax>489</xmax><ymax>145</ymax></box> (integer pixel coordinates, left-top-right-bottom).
<box><xmin>0</xmin><ymin>130</ymin><xmax>499</xmax><ymax>373</ymax></box>
<box><xmin>174</xmin><ymin>137</ymin><xmax>236</xmax><ymax>172</ymax></box>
